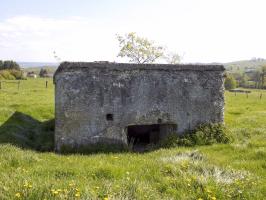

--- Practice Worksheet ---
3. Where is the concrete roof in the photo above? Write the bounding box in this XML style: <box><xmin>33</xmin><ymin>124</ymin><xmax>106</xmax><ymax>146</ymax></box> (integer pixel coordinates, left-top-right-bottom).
<box><xmin>54</xmin><ymin>62</ymin><xmax>225</xmax><ymax>77</ymax></box>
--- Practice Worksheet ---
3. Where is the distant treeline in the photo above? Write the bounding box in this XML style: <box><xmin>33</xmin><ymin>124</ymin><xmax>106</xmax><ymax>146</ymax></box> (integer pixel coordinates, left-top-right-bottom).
<box><xmin>0</xmin><ymin>60</ymin><xmax>23</xmax><ymax>80</ymax></box>
<box><xmin>0</xmin><ymin>60</ymin><xmax>20</xmax><ymax>71</ymax></box>
<box><xmin>225</xmin><ymin>65</ymin><xmax>266</xmax><ymax>90</ymax></box>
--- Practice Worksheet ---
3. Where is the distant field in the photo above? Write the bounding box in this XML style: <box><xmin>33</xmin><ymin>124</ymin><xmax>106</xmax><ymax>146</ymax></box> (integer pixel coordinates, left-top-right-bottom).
<box><xmin>0</xmin><ymin>79</ymin><xmax>265</xmax><ymax>200</ymax></box>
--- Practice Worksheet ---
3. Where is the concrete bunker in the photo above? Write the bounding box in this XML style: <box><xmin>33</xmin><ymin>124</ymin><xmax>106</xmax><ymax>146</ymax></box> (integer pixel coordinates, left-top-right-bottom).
<box><xmin>54</xmin><ymin>62</ymin><xmax>225</xmax><ymax>152</ymax></box>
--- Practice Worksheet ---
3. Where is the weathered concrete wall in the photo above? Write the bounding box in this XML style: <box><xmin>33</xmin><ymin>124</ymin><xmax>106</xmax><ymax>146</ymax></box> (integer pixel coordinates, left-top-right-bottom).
<box><xmin>54</xmin><ymin>62</ymin><xmax>225</xmax><ymax>151</ymax></box>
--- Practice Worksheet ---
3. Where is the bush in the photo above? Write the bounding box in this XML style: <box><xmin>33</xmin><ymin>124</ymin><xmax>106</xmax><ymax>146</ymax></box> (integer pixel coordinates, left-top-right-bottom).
<box><xmin>9</xmin><ymin>70</ymin><xmax>24</xmax><ymax>79</ymax></box>
<box><xmin>0</xmin><ymin>70</ymin><xmax>24</xmax><ymax>80</ymax></box>
<box><xmin>0</xmin><ymin>70</ymin><xmax>16</xmax><ymax>80</ymax></box>
<box><xmin>39</xmin><ymin>68</ymin><xmax>48</xmax><ymax>77</ymax></box>
<box><xmin>160</xmin><ymin>123</ymin><xmax>230</xmax><ymax>148</ymax></box>
<box><xmin>224</xmin><ymin>75</ymin><xmax>237</xmax><ymax>90</ymax></box>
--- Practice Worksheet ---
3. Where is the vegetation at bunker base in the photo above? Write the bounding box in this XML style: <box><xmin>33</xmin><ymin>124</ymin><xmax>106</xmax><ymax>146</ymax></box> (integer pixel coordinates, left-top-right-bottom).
<box><xmin>0</xmin><ymin>79</ymin><xmax>265</xmax><ymax>199</ymax></box>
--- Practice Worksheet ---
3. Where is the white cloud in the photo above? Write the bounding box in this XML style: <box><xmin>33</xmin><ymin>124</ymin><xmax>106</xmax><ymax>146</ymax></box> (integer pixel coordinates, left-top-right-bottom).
<box><xmin>0</xmin><ymin>16</ymin><xmax>120</xmax><ymax>62</ymax></box>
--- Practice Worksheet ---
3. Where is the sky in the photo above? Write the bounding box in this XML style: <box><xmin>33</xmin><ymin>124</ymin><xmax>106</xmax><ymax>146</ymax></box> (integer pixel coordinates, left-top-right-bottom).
<box><xmin>0</xmin><ymin>0</ymin><xmax>266</xmax><ymax>63</ymax></box>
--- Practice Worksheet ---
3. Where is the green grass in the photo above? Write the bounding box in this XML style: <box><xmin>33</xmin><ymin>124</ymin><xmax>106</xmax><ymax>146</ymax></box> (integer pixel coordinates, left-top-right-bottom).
<box><xmin>0</xmin><ymin>79</ymin><xmax>265</xmax><ymax>200</ymax></box>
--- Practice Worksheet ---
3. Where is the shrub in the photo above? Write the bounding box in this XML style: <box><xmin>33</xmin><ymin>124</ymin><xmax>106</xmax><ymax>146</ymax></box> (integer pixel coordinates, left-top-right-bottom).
<box><xmin>9</xmin><ymin>70</ymin><xmax>24</xmax><ymax>79</ymax></box>
<box><xmin>0</xmin><ymin>69</ymin><xmax>24</xmax><ymax>80</ymax></box>
<box><xmin>0</xmin><ymin>70</ymin><xmax>16</xmax><ymax>80</ymax></box>
<box><xmin>39</xmin><ymin>68</ymin><xmax>49</xmax><ymax>77</ymax></box>
<box><xmin>160</xmin><ymin>123</ymin><xmax>230</xmax><ymax>148</ymax></box>
<box><xmin>224</xmin><ymin>75</ymin><xmax>237</xmax><ymax>90</ymax></box>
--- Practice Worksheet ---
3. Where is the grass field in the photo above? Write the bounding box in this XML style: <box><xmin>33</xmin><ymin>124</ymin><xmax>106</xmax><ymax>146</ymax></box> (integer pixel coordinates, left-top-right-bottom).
<box><xmin>0</xmin><ymin>79</ymin><xmax>265</xmax><ymax>200</ymax></box>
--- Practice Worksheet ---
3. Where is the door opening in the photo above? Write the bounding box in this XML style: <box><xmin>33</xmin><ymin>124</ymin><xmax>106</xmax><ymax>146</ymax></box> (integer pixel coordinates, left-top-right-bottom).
<box><xmin>127</xmin><ymin>124</ymin><xmax>177</xmax><ymax>152</ymax></box>
<box><xmin>127</xmin><ymin>124</ymin><xmax>160</xmax><ymax>145</ymax></box>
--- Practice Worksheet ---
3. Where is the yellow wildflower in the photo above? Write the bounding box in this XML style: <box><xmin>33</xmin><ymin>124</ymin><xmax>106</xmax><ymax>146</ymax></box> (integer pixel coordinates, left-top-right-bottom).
<box><xmin>211</xmin><ymin>197</ymin><xmax>216</xmax><ymax>200</ymax></box>
<box><xmin>75</xmin><ymin>192</ymin><xmax>80</xmax><ymax>197</ymax></box>
<box><xmin>103</xmin><ymin>197</ymin><xmax>108</xmax><ymax>200</ymax></box>
<box><xmin>15</xmin><ymin>193</ymin><xmax>21</xmax><ymax>198</ymax></box>
<box><xmin>198</xmin><ymin>198</ymin><xmax>203</xmax><ymax>200</ymax></box>
<box><xmin>206</xmin><ymin>189</ymin><xmax>212</xmax><ymax>193</ymax></box>
<box><xmin>53</xmin><ymin>191</ymin><xmax>59</xmax><ymax>195</ymax></box>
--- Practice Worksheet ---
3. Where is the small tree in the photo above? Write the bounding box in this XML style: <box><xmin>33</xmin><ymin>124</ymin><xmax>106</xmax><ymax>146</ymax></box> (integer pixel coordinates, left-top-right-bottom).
<box><xmin>164</xmin><ymin>52</ymin><xmax>181</xmax><ymax>64</ymax></box>
<box><xmin>261</xmin><ymin>66</ymin><xmax>266</xmax><ymax>88</ymax></box>
<box><xmin>39</xmin><ymin>68</ymin><xmax>48</xmax><ymax>77</ymax></box>
<box><xmin>252</xmin><ymin>71</ymin><xmax>262</xmax><ymax>88</ymax></box>
<box><xmin>117</xmin><ymin>32</ymin><xmax>165</xmax><ymax>64</ymax></box>
<box><xmin>224</xmin><ymin>74</ymin><xmax>237</xmax><ymax>90</ymax></box>
<box><xmin>239</xmin><ymin>74</ymin><xmax>248</xmax><ymax>87</ymax></box>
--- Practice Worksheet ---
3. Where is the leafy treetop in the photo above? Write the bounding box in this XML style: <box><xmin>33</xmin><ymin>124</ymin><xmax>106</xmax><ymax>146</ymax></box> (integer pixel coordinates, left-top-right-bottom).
<box><xmin>117</xmin><ymin>32</ymin><xmax>165</xmax><ymax>64</ymax></box>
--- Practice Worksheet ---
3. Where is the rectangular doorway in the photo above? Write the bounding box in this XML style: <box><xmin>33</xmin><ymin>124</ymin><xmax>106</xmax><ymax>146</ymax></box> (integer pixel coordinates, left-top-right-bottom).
<box><xmin>127</xmin><ymin>124</ymin><xmax>177</xmax><ymax>151</ymax></box>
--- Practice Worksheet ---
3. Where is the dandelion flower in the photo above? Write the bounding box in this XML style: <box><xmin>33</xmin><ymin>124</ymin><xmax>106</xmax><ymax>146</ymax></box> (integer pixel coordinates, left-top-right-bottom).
<box><xmin>53</xmin><ymin>191</ymin><xmax>59</xmax><ymax>195</ymax></box>
<box><xmin>198</xmin><ymin>198</ymin><xmax>203</xmax><ymax>200</ymax></box>
<box><xmin>211</xmin><ymin>197</ymin><xmax>216</xmax><ymax>200</ymax></box>
<box><xmin>75</xmin><ymin>192</ymin><xmax>80</xmax><ymax>197</ymax></box>
<box><xmin>206</xmin><ymin>189</ymin><xmax>212</xmax><ymax>193</ymax></box>
<box><xmin>15</xmin><ymin>193</ymin><xmax>21</xmax><ymax>198</ymax></box>
<box><xmin>103</xmin><ymin>197</ymin><xmax>108</xmax><ymax>200</ymax></box>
